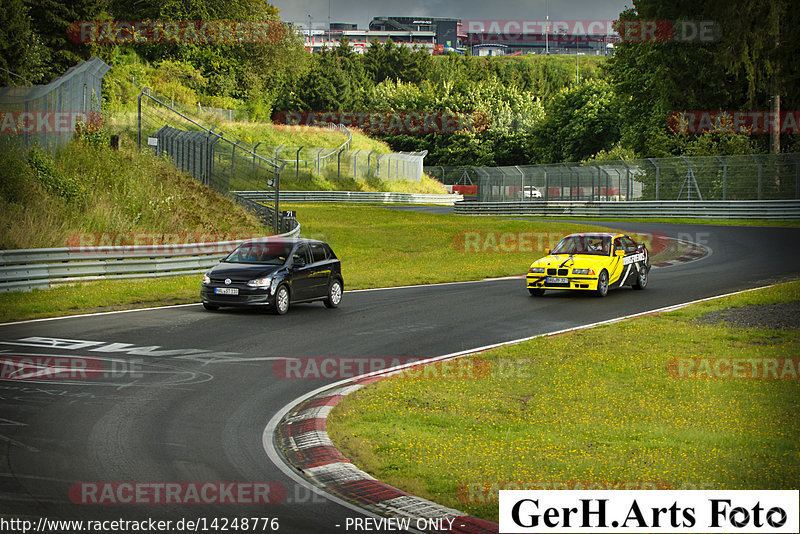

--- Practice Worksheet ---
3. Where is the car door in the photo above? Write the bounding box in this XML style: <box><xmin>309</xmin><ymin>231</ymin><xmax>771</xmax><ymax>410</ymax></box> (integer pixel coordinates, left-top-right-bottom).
<box><xmin>619</xmin><ymin>235</ymin><xmax>644</xmax><ymax>284</ymax></box>
<box><xmin>289</xmin><ymin>243</ymin><xmax>314</xmax><ymax>301</ymax></box>
<box><xmin>609</xmin><ymin>237</ymin><xmax>627</xmax><ymax>283</ymax></box>
<box><xmin>307</xmin><ymin>242</ymin><xmax>333</xmax><ymax>298</ymax></box>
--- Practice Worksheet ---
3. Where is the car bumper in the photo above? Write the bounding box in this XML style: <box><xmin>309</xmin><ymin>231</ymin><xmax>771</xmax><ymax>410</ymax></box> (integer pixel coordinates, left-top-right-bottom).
<box><xmin>526</xmin><ymin>275</ymin><xmax>599</xmax><ymax>291</ymax></box>
<box><xmin>201</xmin><ymin>286</ymin><xmax>275</xmax><ymax>307</ymax></box>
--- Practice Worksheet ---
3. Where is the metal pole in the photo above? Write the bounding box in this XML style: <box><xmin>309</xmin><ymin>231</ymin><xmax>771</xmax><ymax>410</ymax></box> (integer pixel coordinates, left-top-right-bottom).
<box><xmin>752</xmin><ymin>154</ymin><xmax>762</xmax><ymax>200</ymax></box>
<box><xmin>253</xmin><ymin>142</ymin><xmax>261</xmax><ymax>173</ymax></box>
<box><xmin>647</xmin><ymin>158</ymin><xmax>659</xmax><ymax>200</ymax></box>
<box><xmin>296</xmin><ymin>146</ymin><xmax>302</xmax><ymax>179</ymax></box>
<box><xmin>795</xmin><ymin>156</ymin><xmax>799</xmax><ymax>200</ymax></box>
<box><xmin>137</xmin><ymin>91</ymin><xmax>143</xmax><ymax>150</ymax></box>
<box><xmin>715</xmin><ymin>156</ymin><xmax>727</xmax><ymax>200</ymax></box>
<box><xmin>274</xmin><ymin>164</ymin><xmax>282</xmax><ymax>234</ymax></box>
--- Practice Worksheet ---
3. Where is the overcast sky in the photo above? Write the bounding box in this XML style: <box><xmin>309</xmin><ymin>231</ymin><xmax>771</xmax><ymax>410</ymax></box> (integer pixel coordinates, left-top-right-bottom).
<box><xmin>273</xmin><ymin>0</ymin><xmax>634</xmax><ymax>28</ymax></box>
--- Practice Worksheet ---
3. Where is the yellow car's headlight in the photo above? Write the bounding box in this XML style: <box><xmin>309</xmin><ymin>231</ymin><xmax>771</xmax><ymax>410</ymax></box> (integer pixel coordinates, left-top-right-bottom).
<box><xmin>529</xmin><ymin>267</ymin><xmax>545</xmax><ymax>274</ymax></box>
<box><xmin>572</xmin><ymin>268</ymin><xmax>595</xmax><ymax>275</ymax></box>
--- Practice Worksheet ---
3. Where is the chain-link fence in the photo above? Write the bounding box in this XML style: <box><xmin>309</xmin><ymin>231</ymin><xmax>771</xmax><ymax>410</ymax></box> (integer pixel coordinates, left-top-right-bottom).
<box><xmin>138</xmin><ymin>89</ymin><xmax>290</xmax><ymax>232</ymax></box>
<box><xmin>457</xmin><ymin>154</ymin><xmax>800</xmax><ymax>202</ymax></box>
<box><xmin>0</xmin><ymin>56</ymin><xmax>110</xmax><ymax>153</ymax></box>
<box><xmin>264</xmin><ymin>132</ymin><xmax>426</xmax><ymax>183</ymax></box>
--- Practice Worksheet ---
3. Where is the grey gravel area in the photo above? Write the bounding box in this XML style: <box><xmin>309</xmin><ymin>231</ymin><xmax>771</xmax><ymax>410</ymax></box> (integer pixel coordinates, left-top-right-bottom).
<box><xmin>698</xmin><ymin>301</ymin><xmax>800</xmax><ymax>330</ymax></box>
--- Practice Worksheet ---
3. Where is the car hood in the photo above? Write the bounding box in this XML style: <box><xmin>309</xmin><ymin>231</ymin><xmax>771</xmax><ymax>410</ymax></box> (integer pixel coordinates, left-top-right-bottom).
<box><xmin>529</xmin><ymin>254</ymin><xmax>616</xmax><ymax>270</ymax></box>
<box><xmin>207</xmin><ymin>262</ymin><xmax>283</xmax><ymax>280</ymax></box>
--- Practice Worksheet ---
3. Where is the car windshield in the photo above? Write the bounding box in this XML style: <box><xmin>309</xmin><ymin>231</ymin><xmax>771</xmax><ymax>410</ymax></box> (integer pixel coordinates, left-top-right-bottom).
<box><xmin>551</xmin><ymin>235</ymin><xmax>611</xmax><ymax>256</ymax></box>
<box><xmin>223</xmin><ymin>241</ymin><xmax>293</xmax><ymax>265</ymax></box>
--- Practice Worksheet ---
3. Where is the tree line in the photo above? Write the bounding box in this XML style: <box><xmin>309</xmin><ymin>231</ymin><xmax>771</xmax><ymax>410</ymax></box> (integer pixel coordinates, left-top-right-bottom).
<box><xmin>3</xmin><ymin>0</ymin><xmax>797</xmax><ymax>167</ymax></box>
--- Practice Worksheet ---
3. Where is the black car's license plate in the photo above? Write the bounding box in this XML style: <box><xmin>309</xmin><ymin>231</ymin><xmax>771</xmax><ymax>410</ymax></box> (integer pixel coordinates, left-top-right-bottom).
<box><xmin>214</xmin><ymin>287</ymin><xmax>238</xmax><ymax>295</ymax></box>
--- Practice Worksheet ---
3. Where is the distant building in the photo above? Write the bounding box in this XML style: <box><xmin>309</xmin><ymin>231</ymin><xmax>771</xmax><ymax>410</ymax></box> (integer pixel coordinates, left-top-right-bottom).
<box><xmin>296</xmin><ymin>16</ymin><xmax>617</xmax><ymax>55</ymax></box>
<box><xmin>473</xmin><ymin>44</ymin><xmax>507</xmax><ymax>56</ymax></box>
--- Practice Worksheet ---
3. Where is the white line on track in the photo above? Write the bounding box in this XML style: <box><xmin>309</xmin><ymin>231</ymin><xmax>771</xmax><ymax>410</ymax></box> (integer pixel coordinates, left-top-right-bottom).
<box><xmin>261</xmin><ymin>282</ymin><xmax>778</xmax><ymax>528</ymax></box>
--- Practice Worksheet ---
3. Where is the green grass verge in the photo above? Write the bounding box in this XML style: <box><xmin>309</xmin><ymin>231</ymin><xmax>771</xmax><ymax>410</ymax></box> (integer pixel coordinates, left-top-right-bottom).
<box><xmin>1</xmin><ymin>204</ymin><xmax>608</xmax><ymax>322</ymax></box>
<box><xmin>327</xmin><ymin>281</ymin><xmax>800</xmax><ymax>522</ymax></box>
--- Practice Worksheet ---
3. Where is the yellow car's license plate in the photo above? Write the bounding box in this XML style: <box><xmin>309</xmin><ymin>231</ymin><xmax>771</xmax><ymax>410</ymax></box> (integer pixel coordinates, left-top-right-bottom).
<box><xmin>547</xmin><ymin>277</ymin><xmax>568</xmax><ymax>284</ymax></box>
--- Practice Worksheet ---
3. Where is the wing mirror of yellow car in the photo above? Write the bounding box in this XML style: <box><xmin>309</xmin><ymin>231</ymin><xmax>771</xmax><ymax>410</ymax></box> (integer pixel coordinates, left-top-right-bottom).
<box><xmin>544</xmin><ymin>248</ymin><xmax>551</xmax><ymax>255</ymax></box>
<box><xmin>615</xmin><ymin>249</ymin><xmax>625</xmax><ymax>257</ymax></box>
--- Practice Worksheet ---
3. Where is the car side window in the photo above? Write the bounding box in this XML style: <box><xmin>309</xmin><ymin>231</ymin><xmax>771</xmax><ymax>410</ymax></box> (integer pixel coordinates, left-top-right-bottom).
<box><xmin>621</xmin><ymin>236</ymin><xmax>637</xmax><ymax>253</ymax></box>
<box><xmin>323</xmin><ymin>244</ymin><xmax>337</xmax><ymax>260</ymax></box>
<box><xmin>292</xmin><ymin>244</ymin><xmax>311</xmax><ymax>266</ymax></box>
<box><xmin>310</xmin><ymin>243</ymin><xmax>328</xmax><ymax>263</ymax></box>
<box><xmin>614</xmin><ymin>238</ymin><xmax>623</xmax><ymax>252</ymax></box>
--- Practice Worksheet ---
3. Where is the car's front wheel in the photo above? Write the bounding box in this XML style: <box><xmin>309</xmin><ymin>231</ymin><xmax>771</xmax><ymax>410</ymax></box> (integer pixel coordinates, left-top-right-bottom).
<box><xmin>203</xmin><ymin>302</ymin><xmax>219</xmax><ymax>311</ymax></box>
<box><xmin>273</xmin><ymin>285</ymin><xmax>290</xmax><ymax>315</ymax></box>
<box><xmin>528</xmin><ymin>288</ymin><xmax>545</xmax><ymax>297</ymax></box>
<box><xmin>632</xmin><ymin>266</ymin><xmax>648</xmax><ymax>290</ymax></box>
<box><xmin>324</xmin><ymin>279</ymin><xmax>343</xmax><ymax>308</ymax></box>
<box><xmin>595</xmin><ymin>270</ymin><xmax>609</xmax><ymax>297</ymax></box>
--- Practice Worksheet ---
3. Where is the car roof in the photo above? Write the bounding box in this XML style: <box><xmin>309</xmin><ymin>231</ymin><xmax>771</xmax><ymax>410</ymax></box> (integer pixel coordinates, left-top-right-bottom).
<box><xmin>238</xmin><ymin>237</ymin><xmax>326</xmax><ymax>246</ymax></box>
<box><xmin>563</xmin><ymin>232</ymin><xmax>625</xmax><ymax>239</ymax></box>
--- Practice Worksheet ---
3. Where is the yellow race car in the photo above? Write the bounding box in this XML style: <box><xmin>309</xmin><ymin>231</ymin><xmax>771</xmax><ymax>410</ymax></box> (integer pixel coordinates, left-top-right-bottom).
<box><xmin>526</xmin><ymin>232</ymin><xmax>650</xmax><ymax>297</ymax></box>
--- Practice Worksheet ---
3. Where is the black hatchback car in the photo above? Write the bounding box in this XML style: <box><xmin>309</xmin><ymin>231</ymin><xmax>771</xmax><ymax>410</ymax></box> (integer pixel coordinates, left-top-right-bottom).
<box><xmin>201</xmin><ymin>237</ymin><xmax>343</xmax><ymax>315</ymax></box>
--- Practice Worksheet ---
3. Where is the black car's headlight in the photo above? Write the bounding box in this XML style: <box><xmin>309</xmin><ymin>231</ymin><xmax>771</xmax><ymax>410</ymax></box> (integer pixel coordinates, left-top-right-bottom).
<box><xmin>247</xmin><ymin>276</ymin><xmax>273</xmax><ymax>288</ymax></box>
<box><xmin>202</xmin><ymin>273</ymin><xmax>211</xmax><ymax>285</ymax></box>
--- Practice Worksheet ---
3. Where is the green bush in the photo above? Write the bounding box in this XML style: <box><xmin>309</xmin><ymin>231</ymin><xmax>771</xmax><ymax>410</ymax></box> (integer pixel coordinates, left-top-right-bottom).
<box><xmin>27</xmin><ymin>145</ymin><xmax>84</xmax><ymax>203</ymax></box>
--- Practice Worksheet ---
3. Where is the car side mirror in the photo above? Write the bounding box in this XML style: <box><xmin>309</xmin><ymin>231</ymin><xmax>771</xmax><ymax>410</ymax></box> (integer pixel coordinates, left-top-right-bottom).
<box><xmin>544</xmin><ymin>248</ymin><xmax>551</xmax><ymax>255</ymax></box>
<box><xmin>292</xmin><ymin>256</ymin><xmax>306</xmax><ymax>268</ymax></box>
<box><xmin>615</xmin><ymin>250</ymin><xmax>625</xmax><ymax>257</ymax></box>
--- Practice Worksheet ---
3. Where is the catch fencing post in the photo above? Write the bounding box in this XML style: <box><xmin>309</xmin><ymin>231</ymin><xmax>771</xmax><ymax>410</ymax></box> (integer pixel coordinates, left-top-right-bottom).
<box><xmin>715</xmin><ymin>155</ymin><xmax>727</xmax><ymax>200</ymax></box>
<box><xmin>296</xmin><ymin>147</ymin><xmax>302</xmax><ymax>179</ymax></box>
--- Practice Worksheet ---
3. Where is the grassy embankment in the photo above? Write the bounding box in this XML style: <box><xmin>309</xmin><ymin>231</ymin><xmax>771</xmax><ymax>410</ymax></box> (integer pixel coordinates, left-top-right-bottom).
<box><xmin>102</xmin><ymin>53</ymin><xmax>446</xmax><ymax>194</ymax></box>
<box><xmin>328</xmin><ymin>280</ymin><xmax>800</xmax><ymax>522</ymax></box>
<box><xmin>0</xmin><ymin>196</ymin><xmax>612</xmax><ymax>322</ymax></box>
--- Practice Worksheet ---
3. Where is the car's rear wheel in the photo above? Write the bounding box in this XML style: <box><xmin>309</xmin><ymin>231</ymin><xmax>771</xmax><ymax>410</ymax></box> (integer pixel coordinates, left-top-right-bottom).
<box><xmin>202</xmin><ymin>302</ymin><xmax>219</xmax><ymax>311</ymax></box>
<box><xmin>528</xmin><ymin>288</ymin><xmax>545</xmax><ymax>297</ymax></box>
<box><xmin>632</xmin><ymin>266</ymin><xmax>648</xmax><ymax>290</ymax></box>
<box><xmin>595</xmin><ymin>270</ymin><xmax>609</xmax><ymax>297</ymax></box>
<box><xmin>324</xmin><ymin>279</ymin><xmax>343</xmax><ymax>308</ymax></box>
<box><xmin>273</xmin><ymin>285</ymin><xmax>290</xmax><ymax>315</ymax></box>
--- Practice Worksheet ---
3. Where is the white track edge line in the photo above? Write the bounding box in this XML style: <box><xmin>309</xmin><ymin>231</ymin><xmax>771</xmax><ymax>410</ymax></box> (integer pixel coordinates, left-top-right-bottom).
<box><xmin>262</xmin><ymin>282</ymin><xmax>778</xmax><ymax>530</ymax></box>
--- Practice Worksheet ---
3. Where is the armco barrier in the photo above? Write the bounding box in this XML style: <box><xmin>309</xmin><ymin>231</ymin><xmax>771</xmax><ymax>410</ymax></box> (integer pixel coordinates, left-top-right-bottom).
<box><xmin>0</xmin><ymin>225</ymin><xmax>301</xmax><ymax>293</ymax></box>
<box><xmin>453</xmin><ymin>200</ymin><xmax>800</xmax><ymax>219</ymax></box>
<box><xmin>233</xmin><ymin>190</ymin><xmax>462</xmax><ymax>205</ymax></box>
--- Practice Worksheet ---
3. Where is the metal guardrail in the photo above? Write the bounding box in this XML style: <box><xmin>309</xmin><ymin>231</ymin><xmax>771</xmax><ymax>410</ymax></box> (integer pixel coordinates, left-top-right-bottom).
<box><xmin>453</xmin><ymin>200</ymin><xmax>800</xmax><ymax>219</ymax></box>
<box><xmin>0</xmin><ymin>225</ymin><xmax>301</xmax><ymax>293</ymax></box>
<box><xmin>233</xmin><ymin>190</ymin><xmax>463</xmax><ymax>205</ymax></box>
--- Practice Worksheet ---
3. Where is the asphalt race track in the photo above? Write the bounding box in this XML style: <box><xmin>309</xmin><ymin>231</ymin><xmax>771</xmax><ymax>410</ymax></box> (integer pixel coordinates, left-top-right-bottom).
<box><xmin>1</xmin><ymin>221</ymin><xmax>798</xmax><ymax>533</ymax></box>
